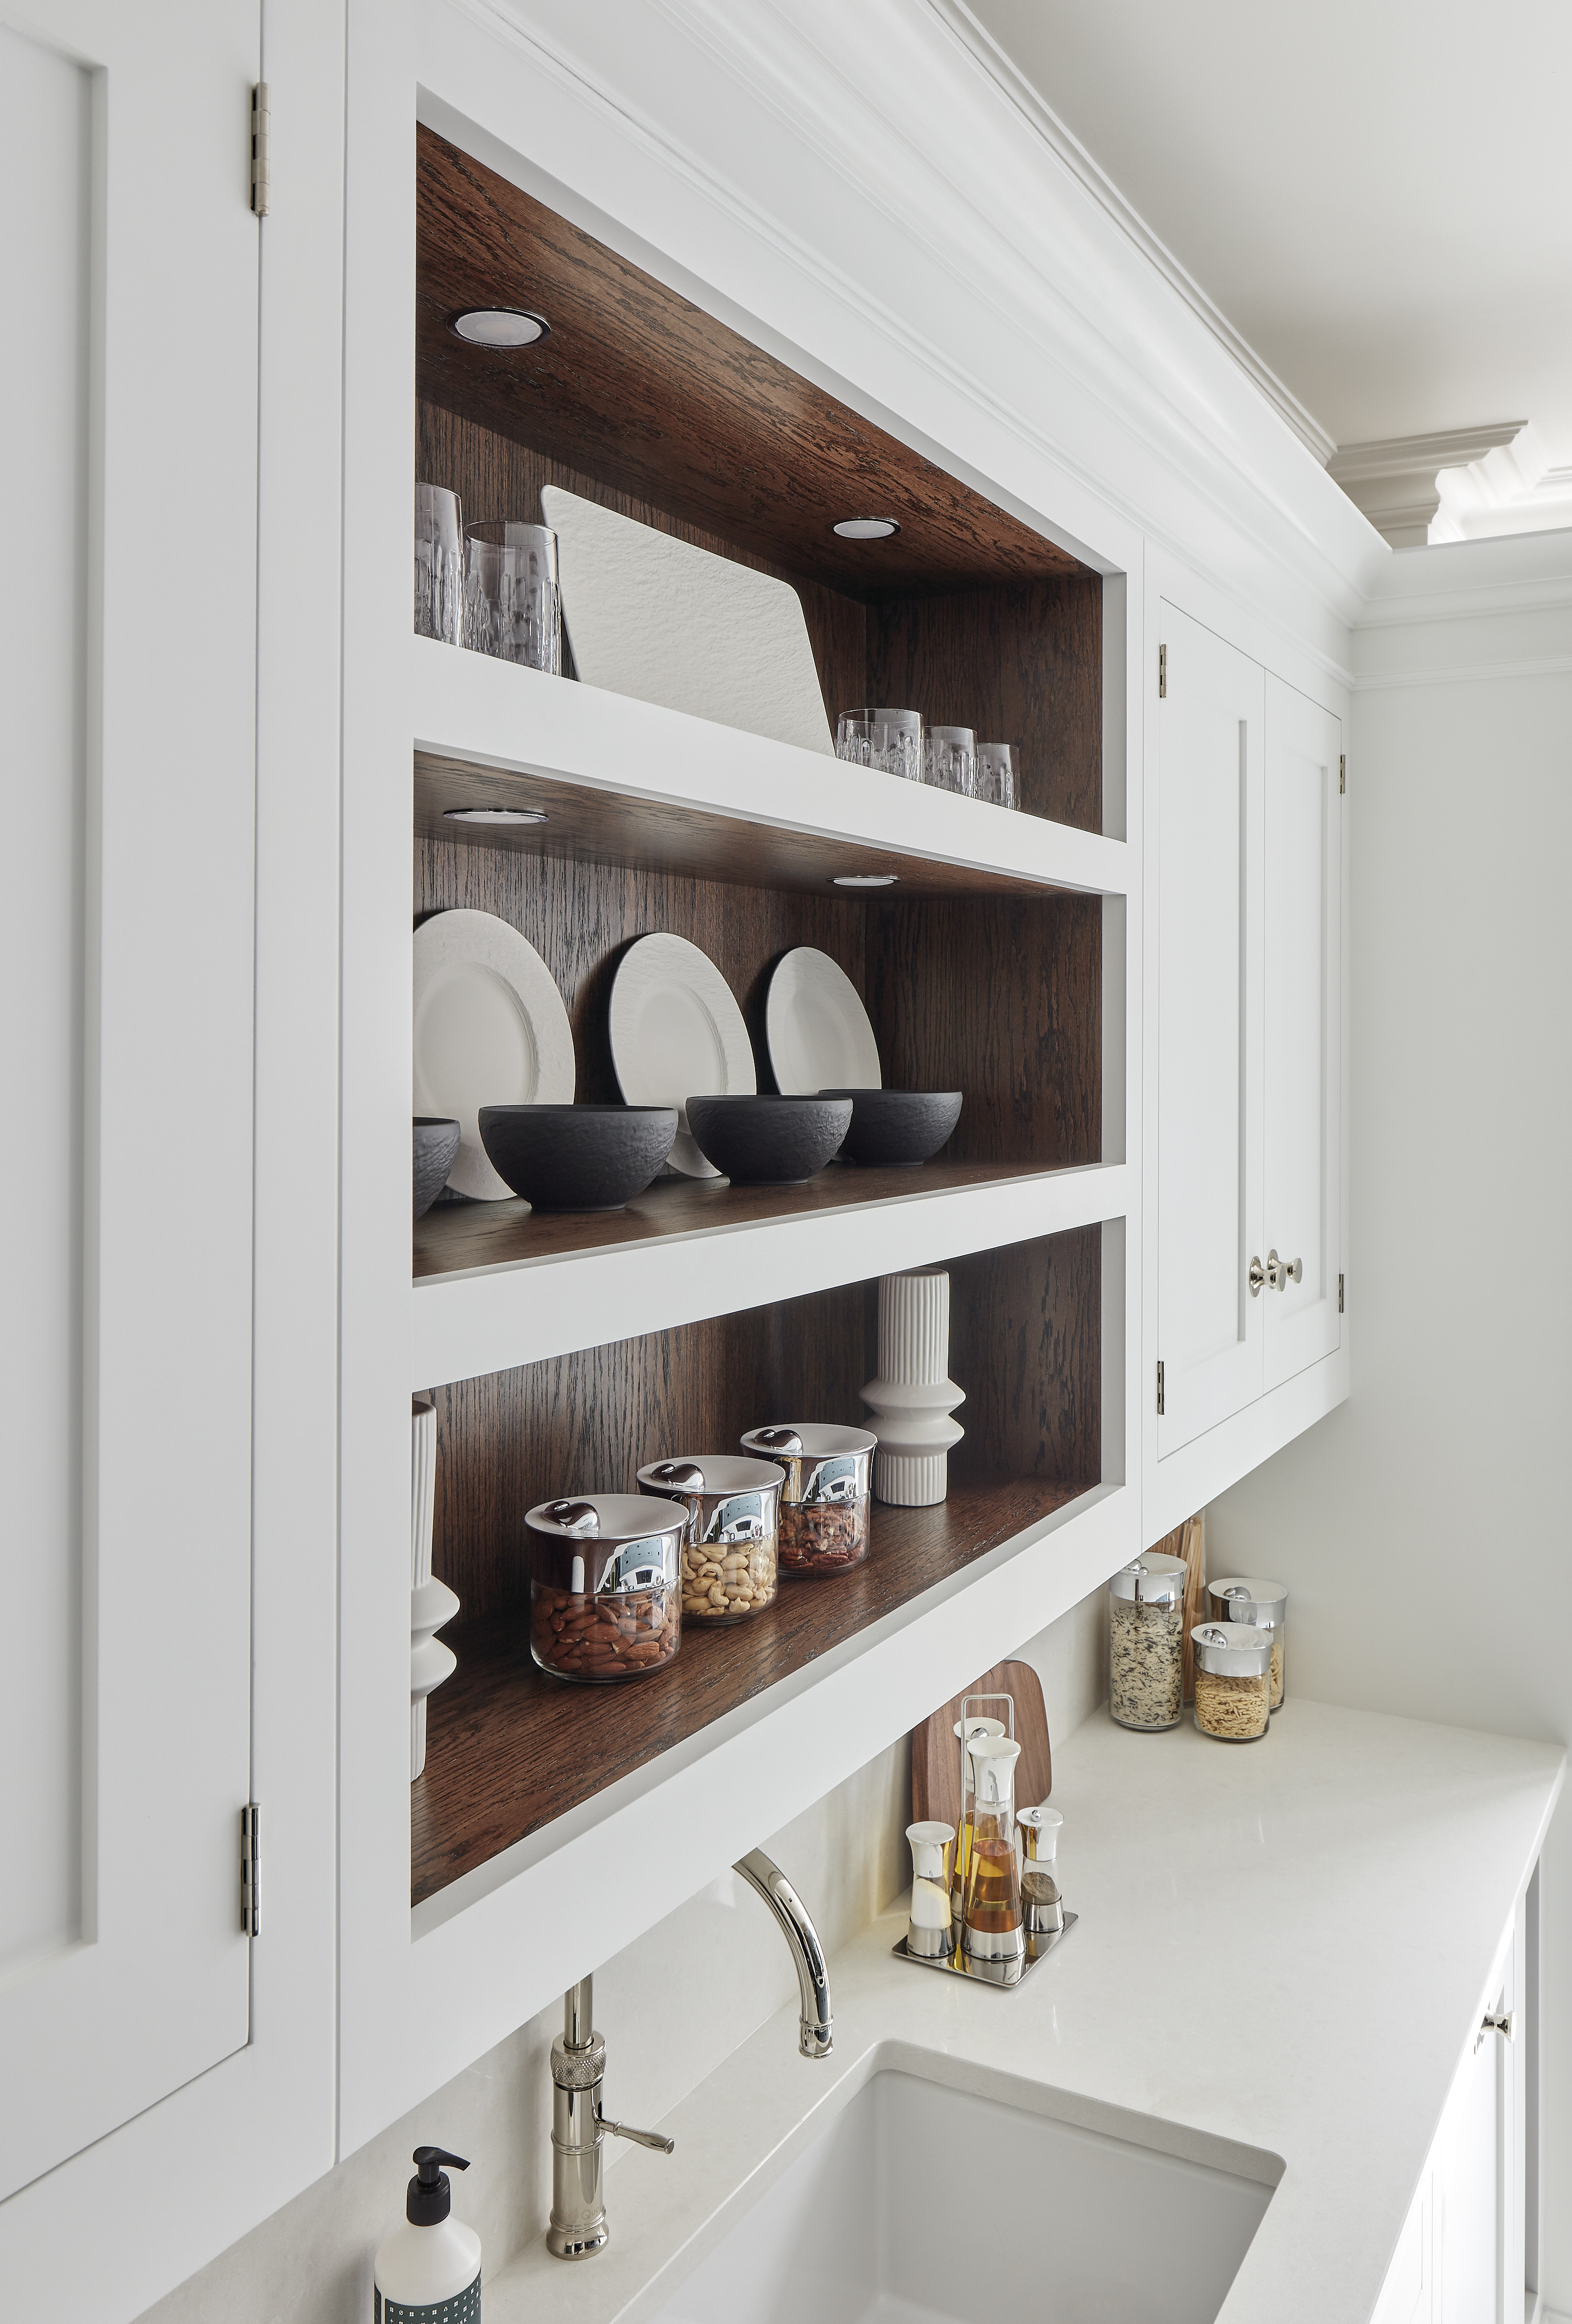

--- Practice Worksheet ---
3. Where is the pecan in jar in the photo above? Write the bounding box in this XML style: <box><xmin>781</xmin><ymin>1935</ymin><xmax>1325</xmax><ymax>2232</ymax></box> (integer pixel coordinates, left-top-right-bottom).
<box><xmin>739</xmin><ymin>1425</ymin><xmax>875</xmax><ymax>1580</ymax></box>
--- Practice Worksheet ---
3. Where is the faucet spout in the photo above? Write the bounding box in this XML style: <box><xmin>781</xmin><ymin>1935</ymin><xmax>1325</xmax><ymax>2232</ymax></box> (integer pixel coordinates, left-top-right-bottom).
<box><xmin>734</xmin><ymin>1849</ymin><xmax>833</xmax><ymax>2059</ymax></box>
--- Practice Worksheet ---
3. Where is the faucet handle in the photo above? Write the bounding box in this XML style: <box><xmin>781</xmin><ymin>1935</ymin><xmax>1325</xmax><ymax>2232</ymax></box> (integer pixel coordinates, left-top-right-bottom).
<box><xmin>597</xmin><ymin>2112</ymin><xmax>675</xmax><ymax>2155</ymax></box>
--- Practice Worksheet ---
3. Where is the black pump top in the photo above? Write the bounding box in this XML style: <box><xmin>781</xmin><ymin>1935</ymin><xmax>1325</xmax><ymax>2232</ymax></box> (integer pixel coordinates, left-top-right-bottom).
<box><xmin>407</xmin><ymin>2145</ymin><xmax>470</xmax><ymax>2225</ymax></box>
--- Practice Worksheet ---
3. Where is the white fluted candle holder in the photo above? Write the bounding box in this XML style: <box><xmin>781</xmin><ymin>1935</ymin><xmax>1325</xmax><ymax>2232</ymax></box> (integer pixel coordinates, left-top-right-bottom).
<box><xmin>861</xmin><ymin>1266</ymin><xmax>965</xmax><ymax>1506</ymax></box>
<box><xmin>411</xmin><ymin>1393</ymin><xmax>459</xmax><ymax>1780</ymax></box>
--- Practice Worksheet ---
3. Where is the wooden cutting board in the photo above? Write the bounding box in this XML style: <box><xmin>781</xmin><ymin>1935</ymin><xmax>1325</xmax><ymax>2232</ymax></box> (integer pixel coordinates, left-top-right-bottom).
<box><xmin>910</xmin><ymin>1659</ymin><xmax>1052</xmax><ymax>1831</ymax></box>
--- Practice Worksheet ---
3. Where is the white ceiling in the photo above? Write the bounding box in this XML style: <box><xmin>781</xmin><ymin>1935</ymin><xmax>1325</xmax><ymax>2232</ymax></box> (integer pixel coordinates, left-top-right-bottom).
<box><xmin>963</xmin><ymin>0</ymin><xmax>1572</xmax><ymax>468</ymax></box>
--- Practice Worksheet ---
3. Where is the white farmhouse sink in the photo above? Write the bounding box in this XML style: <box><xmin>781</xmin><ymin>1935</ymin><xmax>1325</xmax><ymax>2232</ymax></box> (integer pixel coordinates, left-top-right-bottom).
<box><xmin>650</xmin><ymin>2059</ymin><xmax>1279</xmax><ymax>2324</ymax></box>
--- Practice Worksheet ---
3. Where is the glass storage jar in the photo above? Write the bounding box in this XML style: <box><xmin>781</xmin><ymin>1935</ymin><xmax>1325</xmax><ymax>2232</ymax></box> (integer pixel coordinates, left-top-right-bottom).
<box><xmin>1108</xmin><ymin>1552</ymin><xmax>1188</xmax><ymax>1731</ymax></box>
<box><xmin>635</xmin><ymin>1456</ymin><xmax>784</xmax><ymax>1624</ymax></box>
<box><xmin>1208</xmin><ymin>1576</ymin><xmax>1289</xmax><ymax>1711</ymax></box>
<box><xmin>1191</xmin><ymin>1622</ymin><xmax>1272</xmax><ymax>1742</ymax></box>
<box><xmin>524</xmin><ymin>1494</ymin><xmax>685</xmax><ymax>1684</ymax></box>
<box><xmin>740</xmin><ymin>1425</ymin><xmax>875</xmax><ymax>1575</ymax></box>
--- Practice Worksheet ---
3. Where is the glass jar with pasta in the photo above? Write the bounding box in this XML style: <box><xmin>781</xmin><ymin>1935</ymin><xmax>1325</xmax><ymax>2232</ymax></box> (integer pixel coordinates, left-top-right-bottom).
<box><xmin>1191</xmin><ymin>1622</ymin><xmax>1272</xmax><ymax>1743</ymax></box>
<box><xmin>1207</xmin><ymin>1576</ymin><xmax>1288</xmax><ymax>1711</ymax></box>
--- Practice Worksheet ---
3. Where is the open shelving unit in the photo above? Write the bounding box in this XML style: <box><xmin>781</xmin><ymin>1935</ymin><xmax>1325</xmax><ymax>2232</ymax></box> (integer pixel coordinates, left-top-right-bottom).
<box><xmin>397</xmin><ymin>122</ymin><xmax>1135</xmax><ymax>1935</ymax></box>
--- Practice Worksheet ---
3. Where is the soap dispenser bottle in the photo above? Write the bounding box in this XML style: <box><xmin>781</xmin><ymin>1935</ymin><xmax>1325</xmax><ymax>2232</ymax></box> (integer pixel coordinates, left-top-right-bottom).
<box><xmin>374</xmin><ymin>2147</ymin><xmax>481</xmax><ymax>2322</ymax></box>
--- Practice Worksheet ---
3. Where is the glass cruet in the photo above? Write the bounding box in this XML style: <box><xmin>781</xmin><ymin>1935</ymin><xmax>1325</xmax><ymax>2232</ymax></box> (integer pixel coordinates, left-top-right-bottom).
<box><xmin>961</xmin><ymin>1735</ymin><xmax>1024</xmax><ymax>1978</ymax></box>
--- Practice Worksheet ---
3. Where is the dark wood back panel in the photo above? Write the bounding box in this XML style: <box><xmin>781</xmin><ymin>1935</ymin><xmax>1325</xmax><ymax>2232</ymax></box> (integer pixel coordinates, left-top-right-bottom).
<box><xmin>866</xmin><ymin>576</ymin><xmax>1102</xmax><ymax>831</ymax></box>
<box><xmin>430</xmin><ymin>1230</ymin><xmax>1099</xmax><ymax>1632</ymax></box>
<box><xmin>865</xmin><ymin>895</ymin><xmax>1101</xmax><ymax>1168</ymax></box>
<box><xmin>430</xmin><ymin>1281</ymin><xmax>873</xmax><ymax>1629</ymax></box>
<box><xmin>416</xmin><ymin>831</ymin><xmax>867</xmax><ymax>1102</ymax></box>
<box><xmin>417</xmin><ymin>401</ymin><xmax>871</xmax><ymax>745</ymax></box>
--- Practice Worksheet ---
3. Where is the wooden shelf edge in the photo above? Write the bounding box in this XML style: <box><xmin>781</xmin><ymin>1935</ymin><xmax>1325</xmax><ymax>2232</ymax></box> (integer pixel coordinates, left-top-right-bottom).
<box><xmin>411</xmin><ymin>1472</ymin><xmax>1110</xmax><ymax>1917</ymax></box>
<box><xmin>410</xmin><ymin>1159</ymin><xmax>1131</xmax><ymax>1388</ymax></box>
<box><xmin>409</xmin><ymin>635</ymin><xmax>1130</xmax><ymax>899</ymax></box>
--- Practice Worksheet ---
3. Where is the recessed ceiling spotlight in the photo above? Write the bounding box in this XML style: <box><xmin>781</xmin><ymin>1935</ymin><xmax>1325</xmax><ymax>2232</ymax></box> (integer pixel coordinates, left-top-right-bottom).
<box><xmin>832</xmin><ymin>872</ymin><xmax>898</xmax><ymax>887</ymax></box>
<box><xmin>833</xmin><ymin>517</ymin><xmax>900</xmax><ymax>541</ymax></box>
<box><xmin>443</xmin><ymin>806</ymin><xmax>548</xmax><ymax>825</ymax></box>
<box><xmin>450</xmin><ymin>307</ymin><xmax>550</xmax><ymax>350</ymax></box>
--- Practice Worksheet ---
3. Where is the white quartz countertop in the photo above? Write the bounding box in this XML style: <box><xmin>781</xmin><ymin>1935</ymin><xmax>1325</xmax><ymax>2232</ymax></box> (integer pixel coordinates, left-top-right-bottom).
<box><xmin>492</xmin><ymin>1699</ymin><xmax>1563</xmax><ymax>2324</ymax></box>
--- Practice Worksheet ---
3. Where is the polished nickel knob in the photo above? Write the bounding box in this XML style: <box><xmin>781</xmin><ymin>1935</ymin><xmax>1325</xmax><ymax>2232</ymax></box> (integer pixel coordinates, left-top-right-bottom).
<box><xmin>546</xmin><ymin>1499</ymin><xmax>601</xmax><ymax>1535</ymax></box>
<box><xmin>1476</xmin><ymin>2008</ymin><xmax>1515</xmax><ymax>2050</ymax></box>
<box><xmin>1266</xmin><ymin>1250</ymin><xmax>1303</xmax><ymax>1291</ymax></box>
<box><xmin>1248</xmin><ymin>1256</ymin><xmax>1266</xmax><ymax>1298</ymax></box>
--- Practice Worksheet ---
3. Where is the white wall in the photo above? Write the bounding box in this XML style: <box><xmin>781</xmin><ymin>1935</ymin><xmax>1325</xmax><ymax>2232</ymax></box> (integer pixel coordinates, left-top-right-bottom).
<box><xmin>135</xmin><ymin>1587</ymin><xmax>1106</xmax><ymax>2322</ymax></box>
<box><xmin>1208</xmin><ymin>530</ymin><xmax>1572</xmax><ymax>2309</ymax></box>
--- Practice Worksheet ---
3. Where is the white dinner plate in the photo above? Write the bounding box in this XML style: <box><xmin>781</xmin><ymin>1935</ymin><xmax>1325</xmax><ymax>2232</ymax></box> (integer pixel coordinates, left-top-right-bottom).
<box><xmin>765</xmin><ymin>948</ymin><xmax>882</xmax><ymax>1095</ymax></box>
<box><xmin>413</xmin><ymin>909</ymin><xmax>575</xmax><ymax>1200</ymax></box>
<box><xmin>608</xmin><ymin>933</ymin><xmax>756</xmax><ymax>1178</ymax></box>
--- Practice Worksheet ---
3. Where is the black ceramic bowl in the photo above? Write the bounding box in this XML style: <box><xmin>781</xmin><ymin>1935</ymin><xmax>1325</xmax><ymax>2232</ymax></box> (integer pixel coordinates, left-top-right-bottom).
<box><xmin>686</xmin><ymin>1094</ymin><xmax>853</xmax><ymax>1185</ymax></box>
<box><xmin>819</xmin><ymin>1088</ymin><xmax>962</xmax><ymax>1167</ymax></box>
<box><xmin>413</xmin><ymin>1117</ymin><xmax>462</xmax><ymax>1220</ymax></box>
<box><xmin>478</xmin><ymin>1104</ymin><xmax>678</xmax><ymax>1212</ymax></box>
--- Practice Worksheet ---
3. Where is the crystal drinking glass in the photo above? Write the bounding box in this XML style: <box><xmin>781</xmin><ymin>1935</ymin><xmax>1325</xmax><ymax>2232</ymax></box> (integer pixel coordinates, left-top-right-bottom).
<box><xmin>463</xmin><ymin>519</ymin><xmax>562</xmax><ymax>671</ymax></box>
<box><xmin>923</xmin><ymin>725</ymin><xmax>974</xmax><ymax>795</ymax></box>
<box><xmin>836</xmin><ymin>707</ymin><xmax>923</xmax><ymax>784</ymax></box>
<box><xmin>972</xmin><ymin>742</ymin><xmax>1020</xmax><ymax>810</ymax></box>
<box><xmin>415</xmin><ymin>484</ymin><xmax>464</xmax><ymax>645</ymax></box>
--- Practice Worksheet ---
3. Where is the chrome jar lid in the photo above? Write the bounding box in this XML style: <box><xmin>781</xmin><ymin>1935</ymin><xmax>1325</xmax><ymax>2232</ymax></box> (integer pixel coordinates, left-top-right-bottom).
<box><xmin>740</xmin><ymin>1424</ymin><xmax>874</xmax><ymax>1506</ymax></box>
<box><xmin>1208</xmin><ymin>1576</ymin><xmax>1288</xmax><ymax>1628</ymax></box>
<box><xmin>1191</xmin><ymin>1621</ymin><xmax>1273</xmax><ymax>1678</ymax></box>
<box><xmin>1108</xmin><ymin>1551</ymin><xmax>1188</xmax><ymax>1607</ymax></box>
<box><xmin>636</xmin><ymin>1457</ymin><xmax>784</xmax><ymax>1545</ymax></box>
<box><xmin>1017</xmin><ymin>1805</ymin><xmax>1062</xmax><ymax>1862</ymax></box>
<box><xmin>524</xmin><ymin>1493</ymin><xmax>684</xmax><ymax>1596</ymax></box>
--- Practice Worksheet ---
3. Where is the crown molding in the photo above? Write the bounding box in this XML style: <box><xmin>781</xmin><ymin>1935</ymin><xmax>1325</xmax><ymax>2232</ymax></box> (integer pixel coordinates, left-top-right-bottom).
<box><xmin>924</xmin><ymin>0</ymin><xmax>1338</xmax><ymax>466</ymax></box>
<box><xmin>1327</xmin><ymin>423</ymin><xmax>1528</xmax><ymax>547</ymax></box>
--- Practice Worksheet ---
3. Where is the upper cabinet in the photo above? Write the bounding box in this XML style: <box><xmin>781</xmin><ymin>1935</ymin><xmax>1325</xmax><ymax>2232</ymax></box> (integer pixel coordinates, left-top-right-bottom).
<box><xmin>1148</xmin><ymin>599</ymin><xmax>1346</xmax><ymax>1530</ymax></box>
<box><xmin>0</xmin><ymin>0</ymin><xmax>260</xmax><ymax>2200</ymax></box>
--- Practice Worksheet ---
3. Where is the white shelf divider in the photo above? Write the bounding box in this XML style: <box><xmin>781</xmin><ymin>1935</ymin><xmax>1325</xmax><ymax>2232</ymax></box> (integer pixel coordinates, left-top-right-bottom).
<box><xmin>411</xmin><ymin>634</ymin><xmax>1130</xmax><ymax>899</ymax></box>
<box><xmin>413</xmin><ymin>1160</ymin><xmax>1130</xmax><ymax>1387</ymax></box>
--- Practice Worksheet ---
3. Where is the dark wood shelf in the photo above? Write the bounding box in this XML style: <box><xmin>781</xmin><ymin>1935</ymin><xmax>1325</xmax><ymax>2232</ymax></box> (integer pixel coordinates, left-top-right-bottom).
<box><xmin>414</xmin><ymin>747</ymin><xmax>1075</xmax><ymax>900</ymax></box>
<box><xmin>414</xmin><ymin>1159</ymin><xmax>1068</xmax><ymax>1280</ymax></box>
<box><xmin>412</xmin><ymin>1472</ymin><xmax>1086</xmax><ymax>1907</ymax></box>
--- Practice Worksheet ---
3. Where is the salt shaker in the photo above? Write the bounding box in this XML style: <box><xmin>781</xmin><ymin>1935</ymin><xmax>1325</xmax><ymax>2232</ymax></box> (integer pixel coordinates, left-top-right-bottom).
<box><xmin>905</xmin><ymin>1821</ymin><xmax>956</xmax><ymax>1959</ymax></box>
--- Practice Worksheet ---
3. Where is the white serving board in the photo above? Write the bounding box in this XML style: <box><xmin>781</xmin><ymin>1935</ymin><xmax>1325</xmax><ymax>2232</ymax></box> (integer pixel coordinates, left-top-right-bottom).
<box><xmin>541</xmin><ymin>484</ymin><xmax>834</xmax><ymax>755</ymax></box>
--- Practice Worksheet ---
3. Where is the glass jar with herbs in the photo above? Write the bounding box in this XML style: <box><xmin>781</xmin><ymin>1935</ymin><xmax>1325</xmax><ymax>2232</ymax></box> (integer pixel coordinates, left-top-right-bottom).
<box><xmin>1108</xmin><ymin>1552</ymin><xmax>1187</xmax><ymax>1731</ymax></box>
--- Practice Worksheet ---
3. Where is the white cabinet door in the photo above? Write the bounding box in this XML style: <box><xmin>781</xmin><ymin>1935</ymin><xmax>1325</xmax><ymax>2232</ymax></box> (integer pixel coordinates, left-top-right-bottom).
<box><xmin>0</xmin><ymin>0</ymin><xmax>258</xmax><ymax>2199</ymax></box>
<box><xmin>1263</xmin><ymin>676</ymin><xmax>1343</xmax><ymax>1389</ymax></box>
<box><xmin>1434</xmin><ymin>1990</ymin><xmax>1512</xmax><ymax>2324</ymax></box>
<box><xmin>1156</xmin><ymin>604</ymin><xmax>1265</xmax><ymax>1455</ymax></box>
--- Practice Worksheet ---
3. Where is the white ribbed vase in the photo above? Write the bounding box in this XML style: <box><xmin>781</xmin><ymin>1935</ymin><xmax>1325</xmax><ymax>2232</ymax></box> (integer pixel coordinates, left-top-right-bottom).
<box><xmin>411</xmin><ymin>1393</ymin><xmax>458</xmax><ymax>1780</ymax></box>
<box><xmin>861</xmin><ymin>1267</ymin><xmax>965</xmax><ymax>1506</ymax></box>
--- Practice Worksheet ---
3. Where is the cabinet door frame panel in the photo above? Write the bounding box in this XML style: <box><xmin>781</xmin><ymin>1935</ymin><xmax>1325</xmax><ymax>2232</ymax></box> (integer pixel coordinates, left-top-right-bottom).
<box><xmin>1262</xmin><ymin>673</ymin><xmax>1343</xmax><ymax>1392</ymax></box>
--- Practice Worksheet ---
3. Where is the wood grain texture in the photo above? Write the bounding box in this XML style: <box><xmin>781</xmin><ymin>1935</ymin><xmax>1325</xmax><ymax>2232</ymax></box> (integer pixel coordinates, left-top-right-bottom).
<box><xmin>415</xmin><ymin>830</ymin><xmax>867</xmax><ymax>1106</ymax></box>
<box><xmin>414</xmin><ymin>1159</ymin><xmax>1049</xmax><ymax>1278</ymax></box>
<box><xmin>417</xmin><ymin>402</ymin><xmax>870</xmax><ymax>738</ymax></box>
<box><xmin>865</xmin><ymin>896</ymin><xmax>1102</xmax><ymax>1168</ymax></box>
<box><xmin>909</xmin><ymin>1658</ymin><xmax>1053</xmax><ymax>1833</ymax></box>
<box><xmin>414</xmin><ymin>749</ymin><xmax>1064</xmax><ymax>904</ymax></box>
<box><xmin>414</xmin><ymin>1476</ymin><xmax>1082</xmax><ymax>1905</ymax></box>
<box><xmin>947</xmin><ymin>1228</ymin><xmax>1101</xmax><ymax>1487</ymax></box>
<box><xmin>416</xmin><ymin>128</ymin><xmax>1087</xmax><ymax>601</ymax></box>
<box><xmin>428</xmin><ymin>1280</ymin><xmax>873</xmax><ymax>1630</ymax></box>
<box><xmin>867</xmin><ymin>576</ymin><xmax>1103</xmax><ymax>831</ymax></box>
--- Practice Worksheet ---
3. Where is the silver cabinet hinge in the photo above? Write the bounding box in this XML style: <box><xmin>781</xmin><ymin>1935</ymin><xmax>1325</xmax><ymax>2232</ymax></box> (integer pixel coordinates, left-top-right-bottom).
<box><xmin>242</xmin><ymin>1803</ymin><xmax>261</xmax><ymax>1935</ymax></box>
<box><xmin>1338</xmin><ymin>1273</ymin><xmax>1345</xmax><ymax>1313</ymax></box>
<box><xmin>1158</xmin><ymin>643</ymin><xmax>1167</xmax><ymax>699</ymax></box>
<box><xmin>1156</xmin><ymin>1359</ymin><xmax>1164</xmax><ymax>1415</ymax></box>
<box><xmin>1339</xmin><ymin>753</ymin><xmax>1346</xmax><ymax>795</ymax></box>
<box><xmin>251</xmin><ymin>84</ymin><xmax>271</xmax><ymax>216</ymax></box>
